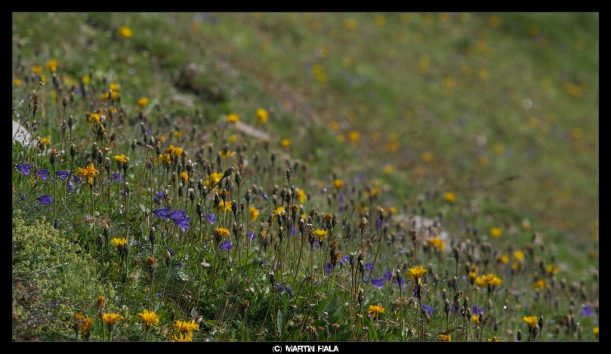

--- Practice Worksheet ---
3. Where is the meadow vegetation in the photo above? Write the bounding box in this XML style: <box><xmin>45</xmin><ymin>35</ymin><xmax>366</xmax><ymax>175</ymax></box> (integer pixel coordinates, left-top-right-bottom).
<box><xmin>12</xmin><ymin>13</ymin><xmax>598</xmax><ymax>341</ymax></box>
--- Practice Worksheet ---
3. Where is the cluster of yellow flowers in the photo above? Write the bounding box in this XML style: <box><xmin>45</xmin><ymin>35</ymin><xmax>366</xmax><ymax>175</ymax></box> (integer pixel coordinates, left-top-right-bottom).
<box><xmin>171</xmin><ymin>320</ymin><xmax>199</xmax><ymax>342</ymax></box>
<box><xmin>475</xmin><ymin>273</ymin><xmax>503</xmax><ymax>288</ymax></box>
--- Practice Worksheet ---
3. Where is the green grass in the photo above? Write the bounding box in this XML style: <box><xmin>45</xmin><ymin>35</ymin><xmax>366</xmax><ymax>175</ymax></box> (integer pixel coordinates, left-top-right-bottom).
<box><xmin>12</xmin><ymin>13</ymin><xmax>598</xmax><ymax>342</ymax></box>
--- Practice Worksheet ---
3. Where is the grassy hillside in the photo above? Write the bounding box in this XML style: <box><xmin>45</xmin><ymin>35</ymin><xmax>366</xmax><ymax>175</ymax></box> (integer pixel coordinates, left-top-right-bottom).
<box><xmin>12</xmin><ymin>13</ymin><xmax>598</xmax><ymax>342</ymax></box>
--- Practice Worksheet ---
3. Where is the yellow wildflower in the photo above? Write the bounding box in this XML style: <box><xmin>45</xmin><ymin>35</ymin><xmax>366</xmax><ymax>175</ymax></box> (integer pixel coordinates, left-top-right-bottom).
<box><xmin>118</xmin><ymin>26</ymin><xmax>133</xmax><ymax>38</ymax></box>
<box><xmin>205</xmin><ymin>172</ymin><xmax>223</xmax><ymax>188</ymax></box>
<box><xmin>214</xmin><ymin>227</ymin><xmax>231</xmax><ymax>238</ymax></box>
<box><xmin>166</xmin><ymin>145</ymin><xmax>184</xmax><ymax>157</ymax></box>
<box><xmin>249</xmin><ymin>206</ymin><xmax>260</xmax><ymax>221</ymax></box>
<box><xmin>76</xmin><ymin>163</ymin><xmax>99</xmax><ymax>185</ymax></box>
<box><xmin>138</xmin><ymin>97</ymin><xmax>149</xmax><ymax>108</ymax></box>
<box><xmin>280</xmin><ymin>138</ymin><xmax>292</xmax><ymax>148</ymax></box>
<box><xmin>437</xmin><ymin>333</ymin><xmax>452</xmax><ymax>342</ymax></box>
<box><xmin>227</xmin><ymin>113</ymin><xmax>240</xmax><ymax>124</ymax></box>
<box><xmin>38</xmin><ymin>136</ymin><xmax>51</xmax><ymax>147</ymax></box>
<box><xmin>137</xmin><ymin>309</ymin><xmax>160</xmax><ymax>331</ymax></box>
<box><xmin>174</xmin><ymin>319</ymin><xmax>199</xmax><ymax>333</ymax></box>
<box><xmin>333</xmin><ymin>178</ymin><xmax>345</xmax><ymax>189</ymax></box>
<box><xmin>471</xmin><ymin>314</ymin><xmax>480</xmax><ymax>325</ymax></box>
<box><xmin>546</xmin><ymin>264</ymin><xmax>559</xmax><ymax>275</ymax></box>
<box><xmin>564</xmin><ymin>82</ymin><xmax>583</xmax><ymax>97</ymax></box>
<box><xmin>443</xmin><ymin>192</ymin><xmax>456</xmax><ymax>203</ymax></box>
<box><xmin>408</xmin><ymin>266</ymin><xmax>427</xmax><ymax>282</ymax></box>
<box><xmin>218</xmin><ymin>200</ymin><xmax>233</xmax><ymax>213</ymax></box>
<box><xmin>312</xmin><ymin>228</ymin><xmax>328</xmax><ymax>241</ymax></box>
<box><xmin>476</xmin><ymin>273</ymin><xmax>502</xmax><ymax>288</ymax></box>
<box><xmin>475</xmin><ymin>275</ymin><xmax>488</xmax><ymax>288</ymax></box>
<box><xmin>427</xmin><ymin>237</ymin><xmax>445</xmax><ymax>252</ymax></box>
<box><xmin>80</xmin><ymin>316</ymin><xmax>93</xmax><ymax>338</ymax></box>
<box><xmin>32</xmin><ymin>65</ymin><xmax>43</xmax><ymax>75</ymax></box>
<box><xmin>498</xmin><ymin>255</ymin><xmax>509</xmax><ymax>265</ymax></box>
<box><xmin>593</xmin><ymin>326</ymin><xmax>599</xmax><ymax>336</ymax></box>
<box><xmin>14</xmin><ymin>78</ymin><xmax>22</xmax><ymax>87</ymax></box>
<box><xmin>180</xmin><ymin>171</ymin><xmax>189</xmax><ymax>182</ymax></box>
<box><xmin>421</xmin><ymin>151</ymin><xmax>433</xmax><ymax>163</ymax></box>
<box><xmin>522</xmin><ymin>316</ymin><xmax>539</xmax><ymax>329</ymax></box>
<box><xmin>171</xmin><ymin>331</ymin><xmax>194</xmax><ymax>342</ymax></box>
<box><xmin>344</xmin><ymin>18</ymin><xmax>358</xmax><ymax>30</ymax></box>
<box><xmin>490</xmin><ymin>227</ymin><xmax>502</xmax><ymax>239</ymax></box>
<box><xmin>533</xmin><ymin>279</ymin><xmax>546</xmax><ymax>290</ymax></box>
<box><xmin>513</xmin><ymin>250</ymin><xmax>525</xmax><ymax>261</ymax></box>
<box><xmin>88</xmin><ymin>112</ymin><xmax>101</xmax><ymax>123</ymax></box>
<box><xmin>47</xmin><ymin>59</ymin><xmax>58</xmax><ymax>72</ymax></box>
<box><xmin>113</xmin><ymin>154</ymin><xmax>128</xmax><ymax>166</ymax></box>
<box><xmin>218</xmin><ymin>148</ymin><xmax>234</xmax><ymax>159</ymax></box>
<box><xmin>295</xmin><ymin>188</ymin><xmax>307</xmax><ymax>203</ymax></box>
<box><xmin>347</xmin><ymin>130</ymin><xmax>360</xmax><ymax>143</ymax></box>
<box><xmin>256</xmin><ymin>108</ymin><xmax>269</xmax><ymax>124</ymax></box>
<box><xmin>111</xmin><ymin>237</ymin><xmax>128</xmax><ymax>248</ymax></box>
<box><xmin>102</xmin><ymin>312</ymin><xmax>124</xmax><ymax>326</ymax></box>
<box><xmin>367</xmin><ymin>304</ymin><xmax>384</xmax><ymax>318</ymax></box>
<box><xmin>158</xmin><ymin>153</ymin><xmax>171</xmax><ymax>166</ymax></box>
<box><xmin>312</xmin><ymin>64</ymin><xmax>327</xmax><ymax>83</ymax></box>
<box><xmin>273</xmin><ymin>206</ymin><xmax>286</xmax><ymax>217</ymax></box>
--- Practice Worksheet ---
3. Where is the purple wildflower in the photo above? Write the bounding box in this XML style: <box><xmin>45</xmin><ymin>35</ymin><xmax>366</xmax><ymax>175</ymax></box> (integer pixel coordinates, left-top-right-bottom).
<box><xmin>16</xmin><ymin>163</ymin><xmax>31</xmax><ymax>176</ymax></box>
<box><xmin>472</xmin><ymin>306</ymin><xmax>484</xmax><ymax>316</ymax></box>
<box><xmin>340</xmin><ymin>255</ymin><xmax>350</xmax><ymax>266</ymax></box>
<box><xmin>395</xmin><ymin>276</ymin><xmax>406</xmax><ymax>289</ymax></box>
<box><xmin>422</xmin><ymin>304</ymin><xmax>434</xmax><ymax>316</ymax></box>
<box><xmin>384</xmin><ymin>270</ymin><xmax>393</xmax><ymax>282</ymax></box>
<box><xmin>153</xmin><ymin>191</ymin><xmax>165</xmax><ymax>203</ymax></box>
<box><xmin>412</xmin><ymin>283</ymin><xmax>420</xmax><ymax>297</ymax></box>
<box><xmin>581</xmin><ymin>305</ymin><xmax>594</xmax><ymax>317</ymax></box>
<box><xmin>275</xmin><ymin>283</ymin><xmax>293</xmax><ymax>296</ymax></box>
<box><xmin>37</xmin><ymin>195</ymin><xmax>52</xmax><ymax>206</ymax></box>
<box><xmin>365</xmin><ymin>263</ymin><xmax>374</xmax><ymax>273</ymax></box>
<box><xmin>56</xmin><ymin>170</ymin><xmax>70</xmax><ymax>180</ymax></box>
<box><xmin>169</xmin><ymin>210</ymin><xmax>187</xmax><ymax>221</ymax></box>
<box><xmin>324</xmin><ymin>262</ymin><xmax>334</xmax><ymax>275</ymax></box>
<box><xmin>290</xmin><ymin>226</ymin><xmax>296</xmax><ymax>236</ymax></box>
<box><xmin>112</xmin><ymin>171</ymin><xmax>122</xmax><ymax>182</ymax></box>
<box><xmin>174</xmin><ymin>216</ymin><xmax>190</xmax><ymax>232</ymax></box>
<box><xmin>248</xmin><ymin>231</ymin><xmax>255</xmax><ymax>243</ymax></box>
<box><xmin>313</xmin><ymin>238</ymin><xmax>320</xmax><ymax>250</ymax></box>
<box><xmin>36</xmin><ymin>169</ymin><xmax>49</xmax><ymax>181</ymax></box>
<box><xmin>206</xmin><ymin>213</ymin><xmax>216</xmax><ymax>224</ymax></box>
<box><xmin>67</xmin><ymin>181</ymin><xmax>76</xmax><ymax>192</ymax></box>
<box><xmin>219</xmin><ymin>240</ymin><xmax>232</xmax><ymax>251</ymax></box>
<box><xmin>451</xmin><ymin>304</ymin><xmax>459</xmax><ymax>314</ymax></box>
<box><xmin>371</xmin><ymin>277</ymin><xmax>385</xmax><ymax>289</ymax></box>
<box><xmin>376</xmin><ymin>218</ymin><xmax>383</xmax><ymax>231</ymax></box>
<box><xmin>153</xmin><ymin>208</ymin><xmax>172</xmax><ymax>220</ymax></box>
<box><xmin>169</xmin><ymin>210</ymin><xmax>190</xmax><ymax>232</ymax></box>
